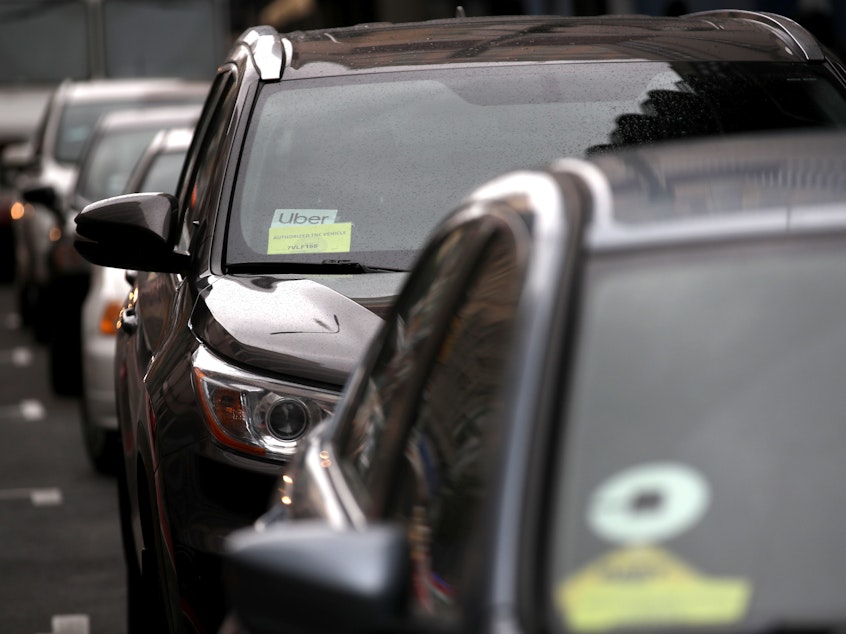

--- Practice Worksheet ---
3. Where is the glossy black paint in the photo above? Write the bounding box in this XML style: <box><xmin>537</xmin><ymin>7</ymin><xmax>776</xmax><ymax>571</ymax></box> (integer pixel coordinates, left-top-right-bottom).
<box><xmin>226</xmin><ymin>523</ymin><xmax>410</xmax><ymax>634</ymax></box>
<box><xmin>192</xmin><ymin>275</ymin><xmax>388</xmax><ymax>385</ymax></box>
<box><xmin>283</xmin><ymin>12</ymin><xmax>821</xmax><ymax>78</ymax></box>
<box><xmin>74</xmin><ymin>192</ymin><xmax>185</xmax><ymax>271</ymax></box>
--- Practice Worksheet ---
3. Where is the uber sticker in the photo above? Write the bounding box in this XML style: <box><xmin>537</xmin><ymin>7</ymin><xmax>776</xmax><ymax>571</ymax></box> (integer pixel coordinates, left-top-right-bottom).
<box><xmin>588</xmin><ymin>463</ymin><xmax>710</xmax><ymax>544</ymax></box>
<box><xmin>272</xmin><ymin>208</ymin><xmax>338</xmax><ymax>227</ymax></box>
<box><xmin>268</xmin><ymin>209</ymin><xmax>351</xmax><ymax>254</ymax></box>
<box><xmin>557</xmin><ymin>546</ymin><xmax>751</xmax><ymax>632</ymax></box>
<box><xmin>267</xmin><ymin>223</ymin><xmax>352</xmax><ymax>255</ymax></box>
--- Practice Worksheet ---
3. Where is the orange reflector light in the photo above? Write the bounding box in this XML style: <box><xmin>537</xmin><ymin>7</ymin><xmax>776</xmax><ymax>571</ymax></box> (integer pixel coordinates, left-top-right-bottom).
<box><xmin>211</xmin><ymin>388</ymin><xmax>244</xmax><ymax>432</ymax></box>
<box><xmin>99</xmin><ymin>301</ymin><xmax>124</xmax><ymax>335</ymax></box>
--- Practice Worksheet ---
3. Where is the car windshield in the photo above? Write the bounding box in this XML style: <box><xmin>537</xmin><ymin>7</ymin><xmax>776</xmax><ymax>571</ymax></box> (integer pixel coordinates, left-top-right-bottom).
<box><xmin>551</xmin><ymin>237</ymin><xmax>846</xmax><ymax>634</ymax></box>
<box><xmin>77</xmin><ymin>128</ymin><xmax>165</xmax><ymax>202</ymax></box>
<box><xmin>227</xmin><ymin>60</ymin><xmax>846</xmax><ymax>271</ymax></box>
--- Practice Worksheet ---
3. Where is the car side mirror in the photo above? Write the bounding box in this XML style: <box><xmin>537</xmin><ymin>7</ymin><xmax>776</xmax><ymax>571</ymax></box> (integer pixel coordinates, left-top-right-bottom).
<box><xmin>74</xmin><ymin>192</ymin><xmax>188</xmax><ymax>273</ymax></box>
<box><xmin>22</xmin><ymin>184</ymin><xmax>63</xmax><ymax>221</ymax></box>
<box><xmin>224</xmin><ymin>521</ymin><xmax>410</xmax><ymax>634</ymax></box>
<box><xmin>1</xmin><ymin>141</ymin><xmax>36</xmax><ymax>181</ymax></box>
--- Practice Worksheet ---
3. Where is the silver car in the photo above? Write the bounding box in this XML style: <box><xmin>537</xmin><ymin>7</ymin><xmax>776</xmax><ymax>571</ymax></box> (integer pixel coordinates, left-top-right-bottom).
<box><xmin>10</xmin><ymin>78</ymin><xmax>208</xmax><ymax>342</ymax></box>
<box><xmin>46</xmin><ymin>105</ymin><xmax>201</xmax><ymax>397</ymax></box>
<box><xmin>80</xmin><ymin>123</ymin><xmax>196</xmax><ymax>473</ymax></box>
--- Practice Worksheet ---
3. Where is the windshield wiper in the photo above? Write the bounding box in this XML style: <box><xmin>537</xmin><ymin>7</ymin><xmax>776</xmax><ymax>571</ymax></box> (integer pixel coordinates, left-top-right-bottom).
<box><xmin>319</xmin><ymin>259</ymin><xmax>406</xmax><ymax>273</ymax></box>
<box><xmin>226</xmin><ymin>259</ymin><xmax>408</xmax><ymax>275</ymax></box>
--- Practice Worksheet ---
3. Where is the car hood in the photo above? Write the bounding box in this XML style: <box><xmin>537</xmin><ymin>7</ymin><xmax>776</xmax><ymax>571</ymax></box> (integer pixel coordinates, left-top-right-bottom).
<box><xmin>191</xmin><ymin>273</ymin><xmax>404</xmax><ymax>387</ymax></box>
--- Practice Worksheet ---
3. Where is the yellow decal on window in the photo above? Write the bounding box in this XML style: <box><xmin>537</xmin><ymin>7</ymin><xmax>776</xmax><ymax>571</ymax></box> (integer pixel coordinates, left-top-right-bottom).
<box><xmin>557</xmin><ymin>546</ymin><xmax>751</xmax><ymax>632</ymax></box>
<box><xmin>267</xmin><ymin>223</ymin><xmax>352</xmax><ymax>255</ymax></box>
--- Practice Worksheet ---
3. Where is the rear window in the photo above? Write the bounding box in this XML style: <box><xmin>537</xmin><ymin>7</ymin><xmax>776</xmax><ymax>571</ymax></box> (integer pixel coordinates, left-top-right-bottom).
<box><xmin>551</xmin><ymin>237</ymin><xmax>846</xmax><ymax>634</ymax></box>
<box><xmin>137</xmin><ymin>150</ymin><xmax>188</xmax><ymax>194</ymax></box>
<box><xmin>56</xmin><ymin>97</ymin><xmax>203</xmax><ymax>164</ymax></box>
<box><xmin>77</xmin><ymin>128</ymin><xmax>162</xmax><ymax>202</ymax></box>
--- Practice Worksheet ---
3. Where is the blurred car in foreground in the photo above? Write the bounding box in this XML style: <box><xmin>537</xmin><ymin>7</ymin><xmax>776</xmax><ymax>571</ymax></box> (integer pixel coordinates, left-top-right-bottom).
<box><xmin>11</xmin><ymin>78</ymin><xmax>208</xmax><ymax>340</ymax></box>
<box><xmin>223</xmin><ymin>128</ymin><xmax>846</xmax><ymax>634</ymax></box>
<box><xmin>80</xmin><ymin>125</ymin><xmax>196</xmax><ymax>474</ymax></box>
<box><xmin>44</xmin><ymin>104</ymin><xmax>202</xmax><ymax>397</ymax></box>
<box><xmin>73</xmin><ymin>11</ymin><xmax>846</xmax><ymax>634</ymax></box>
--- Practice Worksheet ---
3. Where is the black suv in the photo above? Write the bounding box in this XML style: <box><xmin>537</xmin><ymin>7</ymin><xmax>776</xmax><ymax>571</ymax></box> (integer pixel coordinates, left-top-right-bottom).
<box><xmin>74</xmin><ymin>11</ymin><xmax>846</xmax><ymax>634</ymax></box>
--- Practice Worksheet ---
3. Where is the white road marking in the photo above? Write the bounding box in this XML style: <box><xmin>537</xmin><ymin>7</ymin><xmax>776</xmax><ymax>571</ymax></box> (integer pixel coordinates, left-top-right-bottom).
<box><xmin>0</xmin><ymin>346</ymin><xmax>33</xmax><ymax>366</ymax></box>
<box><xmin>0</xmin><ymin>487</ymin><xmax>63</xmax><ymax>506</ymax></box>
<box><xmin>12</xmin><ymin>347</ymin><xmax>33</xmax><ymax>366</ymax></box>
<box><xmin>0</xmin><ymin>399</ymin><xmax>46</xmax><ymax>421</ymax></box>
<box><xmin>37</xmin><ymin>614</ymin><xmax>90</xmax><ymax>634</ymax></box>
<box><xmin>20</xmin><ymin>399</ymin><xmax>46</xmax><ymax>420</ymax></box>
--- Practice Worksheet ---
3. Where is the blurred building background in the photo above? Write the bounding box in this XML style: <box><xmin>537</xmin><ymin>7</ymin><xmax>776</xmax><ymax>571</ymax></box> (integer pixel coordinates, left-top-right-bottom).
<box><xmin>233</xmin><ymin>0</ymin><xmax>845</xmax><ymax>57</ymax></box>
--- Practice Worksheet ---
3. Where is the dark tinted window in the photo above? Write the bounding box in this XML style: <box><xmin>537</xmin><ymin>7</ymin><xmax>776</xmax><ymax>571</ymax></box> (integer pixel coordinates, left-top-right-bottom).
<box><xmin>177</xmin><ymin>70</ymin><xmax>237</xmax><ymax>252</ymax></box>
<box><xmin>552</xmin><ymin>237</ymin><xmax>846</xmax><ymax>634</ymax></box>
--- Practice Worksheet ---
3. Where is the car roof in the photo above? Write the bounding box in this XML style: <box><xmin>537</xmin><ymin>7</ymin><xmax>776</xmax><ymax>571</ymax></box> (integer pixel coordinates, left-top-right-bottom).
<box><xmin>238</xmin><ymin>11</ymin><xmax>827</xmax><ymax>81</ymax></box>
<box><xmin>152</xmin><ymin>126</ymin><xmax>195</xmax><ymax>152</ymax></box>
<box><xmin>57</xmin><ymin>77</ymin><xmax>210</xmax><ymax>103</ymax></box>
<box><xmin>569</xmin><ymin>129</ymin><xmax>846</xmax><ymax>250</ymax></box>
<box><xmin>95</xmin><ymin>104</ymin><xmax>203</xmax><ymax>132</ymax></box>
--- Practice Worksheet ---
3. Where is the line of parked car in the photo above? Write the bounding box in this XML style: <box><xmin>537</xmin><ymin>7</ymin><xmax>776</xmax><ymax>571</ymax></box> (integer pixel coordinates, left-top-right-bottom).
<box><xmin>4</xmin><ymin>7</ymin><xmax>846</xmax><ymax>634</ymax></box>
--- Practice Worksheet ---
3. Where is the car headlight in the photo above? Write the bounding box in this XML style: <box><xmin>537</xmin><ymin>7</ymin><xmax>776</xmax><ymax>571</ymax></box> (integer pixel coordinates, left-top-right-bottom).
<box><xmin>192</xmin><ymin>347</ymin><xmax>339</xmax><ymax>460</ymax></box>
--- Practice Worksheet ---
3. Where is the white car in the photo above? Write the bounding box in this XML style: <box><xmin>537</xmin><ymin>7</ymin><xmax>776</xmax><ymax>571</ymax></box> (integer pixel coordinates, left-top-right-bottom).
<box><xmin>11</xmin><ymin>78</ymin><xmax>208</xmax><ymax>341</ymax></box>
<box><xmin>80</xmin><ymin>125</ymin><xmax>195</xmax><ymax>473</ymax></box>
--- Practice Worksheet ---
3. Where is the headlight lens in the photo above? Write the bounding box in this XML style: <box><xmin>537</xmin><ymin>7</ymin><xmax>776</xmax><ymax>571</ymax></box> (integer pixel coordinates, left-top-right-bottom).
<box><xmin>192</xmin><ymin>347</ymin><xmax>339</xmax><ymax>460</ymax></box>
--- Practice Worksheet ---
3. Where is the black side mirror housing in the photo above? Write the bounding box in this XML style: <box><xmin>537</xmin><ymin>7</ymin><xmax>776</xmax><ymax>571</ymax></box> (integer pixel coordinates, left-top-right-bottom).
<box><xmin>22</xmin><ymin>184</ymin><xmax>60</xmax><ymax>214</ymax></box>
<box><xmin>224</xmin><ymin>522</ymin><xmax>410</xmax><ymax>634</ymax></box>
<box><xmin>74</xmin><ymin>192</ymin><xmax>188</xmax><ymax>273</ymax></box>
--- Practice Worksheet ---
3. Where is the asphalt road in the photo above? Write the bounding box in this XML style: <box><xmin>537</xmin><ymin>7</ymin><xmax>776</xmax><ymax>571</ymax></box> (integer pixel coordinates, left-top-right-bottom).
<box><xmin>0</xmin><ymin>280</ymin><xmax>126</xmax><ymax>634</ymax></box>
